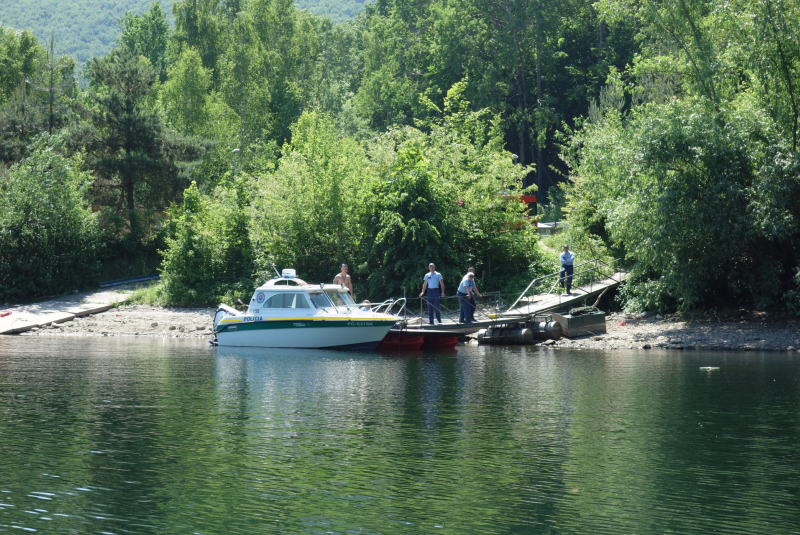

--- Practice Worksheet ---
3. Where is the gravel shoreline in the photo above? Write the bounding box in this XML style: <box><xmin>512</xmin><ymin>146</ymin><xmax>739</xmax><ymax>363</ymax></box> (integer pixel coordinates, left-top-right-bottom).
<box><xmin>20</xmin><ymin>305</ymin><xmax>217</xmax><ymax>339</ymax></box>
<box><xmin>19</xmin><ymin>305</ymin><xmax>800</xmax><ymax>352</ymax></box>
<box><xmin>533</xmin><ymin>311</ymin><xmax>800</xmax><ymax>352</ymax></box>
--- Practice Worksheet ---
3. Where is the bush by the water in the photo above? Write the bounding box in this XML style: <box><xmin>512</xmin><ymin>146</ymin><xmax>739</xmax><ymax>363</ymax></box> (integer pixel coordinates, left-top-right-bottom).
<box><xmin>155</xmin><ymin>180</ymin><xmax>254</xmax><ymax>306</ymax></box>
<box><xmin>566</xmin><ymin>93</ymin><xmax>800</xmax><ymax>313</ymax></box>
<box><xmin>0</xmin><ymin>135</ymin><xmax>103</xmax><ymax>301</ymax></box>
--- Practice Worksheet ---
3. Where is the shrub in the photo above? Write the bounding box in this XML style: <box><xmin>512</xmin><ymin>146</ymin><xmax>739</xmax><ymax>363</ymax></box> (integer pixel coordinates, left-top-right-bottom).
<box><xmin>157</xmin><ymin>180</ymin><xmax>254</xmax><ymax>306</ymax></box>
<box><xmin>0</xmin><ymin>135</ymin><xmax>103</xmax><ymax>302</ymax></box>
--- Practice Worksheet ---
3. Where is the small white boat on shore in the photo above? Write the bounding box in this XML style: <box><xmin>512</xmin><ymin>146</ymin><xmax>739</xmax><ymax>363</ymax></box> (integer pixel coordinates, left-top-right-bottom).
<box><xmin>212</xmin><ymin>269</ymin><xmax>399</xmax><ymax>349</ymax></box>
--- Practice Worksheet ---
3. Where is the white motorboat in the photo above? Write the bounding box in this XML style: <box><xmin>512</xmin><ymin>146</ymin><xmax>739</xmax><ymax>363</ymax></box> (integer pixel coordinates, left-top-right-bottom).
<box><xmin>212</xmin><ymin>269</ymin><xmax>399</xmax><ymax>349</ymax></box>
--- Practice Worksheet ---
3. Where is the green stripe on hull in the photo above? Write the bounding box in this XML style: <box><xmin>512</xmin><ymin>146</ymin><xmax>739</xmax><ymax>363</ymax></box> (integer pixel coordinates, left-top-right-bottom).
<box><xmin>218</xmin><ymin>319</ymin><xmax>396</xmax><ymax>333</ymax></box>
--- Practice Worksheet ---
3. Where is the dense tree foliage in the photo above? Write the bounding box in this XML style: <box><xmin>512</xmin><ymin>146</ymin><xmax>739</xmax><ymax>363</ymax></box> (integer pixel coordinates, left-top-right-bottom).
<box><xmin>0</xmin><ymin>0</ymin><xmax>166</xmax><ymax>64</ymax></box>
<box><xmin>0</xmin><ymin>0</ymin><xmax>798</xmax><ymax>312</ymax></box>
<box><xmin>0</xmin><ymin>0</ymin><xmax>373</xmax><ymax>64</ymax></box>
<box><xmin>0</xmin><ymin>33</ymin><xmax>78</xmax><ymax>166</ymax></box>
<box><xmin>0</xmin><ymin>135</ymin><xmax>103</xmax><ymax>301</ymax></box>
<box><xmin>564</xmin><ymin>0</ymin><xmax>800</xmax><ymax>312</ymax></box>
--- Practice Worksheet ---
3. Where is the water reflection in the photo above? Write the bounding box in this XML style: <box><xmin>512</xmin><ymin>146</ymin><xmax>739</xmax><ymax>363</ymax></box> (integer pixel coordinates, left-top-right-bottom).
<box><xmin>0</xmin><ymin>337</ymin><xmax>799</xmax><ymax>533</ymax></box>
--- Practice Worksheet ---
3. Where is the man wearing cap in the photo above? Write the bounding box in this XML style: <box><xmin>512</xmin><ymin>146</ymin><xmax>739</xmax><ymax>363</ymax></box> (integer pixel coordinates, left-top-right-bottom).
<box><xmin>333</xmin><ymin>264</ymin><xmax>353</xmax><ymax>298</ymax></box>
<box><xmin>559</xmin><ymin>245</ymin><xmax>575</xmax><ymax>294</ymax></box>
<box><xmin>419</xmin><ymin>263</ymin><xmax>445</xmax><ymax>324</ymax></box>
<box><xmin>457</xmin><ymin>270</ymin><xmax>477</xmax><ymax>323</ymax></box>
<box><xmin>460</xmin><ymin>267</ymin><xmax>483</xmax><ymax>323</ymax></box>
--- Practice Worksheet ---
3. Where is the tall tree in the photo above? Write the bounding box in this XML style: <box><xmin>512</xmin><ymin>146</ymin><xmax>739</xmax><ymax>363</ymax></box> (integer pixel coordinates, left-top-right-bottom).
<box><xmin>118</xmin><ymin>1</ymin><xmax>171</xmax><ymax>82</ymax></box>
<box><xmin>0</xmin><ymin>28</ymin><xmax>42</xmax><ymax>106</ymax></box>
<box><xmin>88</xmin><ymin>46</ymin><xmax>205</xmax><ymax>237</ymax></box>
<box><xmin>0</xmin><ymin>33</ymin><xmax>76</xmax><ymax>163</ymax></box>
<box><xmin>170</xmin><ymin>0</ymin><xmax>225</xmax><ymax>83</ymax></box>
<box><xmin>161</xmin><ymin>47</ymin><xmax>212</xmax><ymax>135</ymax></box>
<box><xmin>31</xmin><ymin>35</ymin><xmax>77</xmax><ymax>136</ymax></box>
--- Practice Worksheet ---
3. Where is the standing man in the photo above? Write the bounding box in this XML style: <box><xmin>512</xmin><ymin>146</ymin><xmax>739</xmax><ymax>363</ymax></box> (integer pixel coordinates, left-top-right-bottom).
<box><xmin>457</xmin><ymin>271</ymin><xmax>476</xmax><ymax>323</ymax></box>
<box><xmin>465</xmin><ymin>267</ymin><xmax>482</xmax><ymax>322</ymax></box>
<box><xmin>333</xmin><ymin>263</ymin><xmax>353</xmax><ymax>299</ymax></box>
<box><xmin>419</xmin><ymin>263</ymin><xmax>445</xmax><ymax>325</ymax></box>
<box><xmin>559</xmin><ymin>245</ymin><xmax>575</xmax><ymax>294</ymax></box>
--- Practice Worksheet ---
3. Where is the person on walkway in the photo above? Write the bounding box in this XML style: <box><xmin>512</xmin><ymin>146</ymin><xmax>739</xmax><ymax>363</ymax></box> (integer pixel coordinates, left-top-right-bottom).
<box><xmin>463</xmin><ymin>267</ymin><xmax>483</xmax><ymax>322</ymax></box>
<box><xmin>419</xmin><ymin>263</ymin><xmax>445</xmax><ymax>324</ymax></box>
<box><xmin>333</xmin><ymin>264</ymin><xmax>353</xmax><ymax>298</ymax></box>
<box><xmin>559</xmin><ymin>245</ymin><xmax>575</xmax><ymax>294</ymax></box>
<box><xmin>457</xmin><ymin>271</ymin><xmax>476</xmax><ymax>323</ymax></box>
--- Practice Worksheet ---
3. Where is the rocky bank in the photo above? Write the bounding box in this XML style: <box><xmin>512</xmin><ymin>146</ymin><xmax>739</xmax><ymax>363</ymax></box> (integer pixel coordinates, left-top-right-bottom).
<box><xmin>20</xmin><ymin>305</ymin><xmax>216</xmax><ymax>339</ymax></box>
<box><xmin>532</xmin><ymin>311</ymin><xmax>800</xmax><ymax>352</ymax></box>
<box><xmin>18</xmin><ymin>304</ymin><xmax>800</xmax><ymax>352</ymax></box>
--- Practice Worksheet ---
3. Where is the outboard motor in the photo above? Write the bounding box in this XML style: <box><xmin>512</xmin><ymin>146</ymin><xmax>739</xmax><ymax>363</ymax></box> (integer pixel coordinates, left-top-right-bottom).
<box><xmin>213</xmin><ymin>304</ymin><xmax>239</xmax><ymax>333</ymax></box>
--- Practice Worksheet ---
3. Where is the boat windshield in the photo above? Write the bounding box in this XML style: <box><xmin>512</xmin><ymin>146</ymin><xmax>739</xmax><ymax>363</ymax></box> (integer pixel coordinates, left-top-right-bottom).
<box><xmin>309</xmin><ymin>292</ymin><xmax>332</xmax><ymax>309</ymax></box>
<box><xmin>325</xmin><ymin>290</ymin><xmax>350</xmax><ymax>308</ymax></box>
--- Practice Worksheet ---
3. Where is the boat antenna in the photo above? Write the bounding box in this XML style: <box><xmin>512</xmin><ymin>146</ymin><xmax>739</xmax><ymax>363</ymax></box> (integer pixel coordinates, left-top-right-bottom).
<box><xmin>272</xmin><ymin>264</ymin><xmax>281</xmax><ymax>278</ymax></box>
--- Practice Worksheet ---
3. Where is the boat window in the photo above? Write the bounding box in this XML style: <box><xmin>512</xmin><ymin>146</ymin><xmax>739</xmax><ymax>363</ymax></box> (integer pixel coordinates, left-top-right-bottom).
<box><xmin>309</xmin><ymin>292</ymin><xmax>333</xmax><ymax>308</ymax></box>
<box><xmin>287</xmin><ymin>293</ymin><xmax>310</xmax><ymax>308</ymax></box>
<box><xmin>325</xmin><ymin>291</ymin><xmax>348</xmax><ymax>308</ymax></box>
<box><xmin>265</xmin><ymin>293</ymin><xmax>311</xmax><ymax>308</ymax></box>
<box><xmin>340</xmin><ymin>293</ymin><xmax>355</xmax><ymax>305</ymax></box>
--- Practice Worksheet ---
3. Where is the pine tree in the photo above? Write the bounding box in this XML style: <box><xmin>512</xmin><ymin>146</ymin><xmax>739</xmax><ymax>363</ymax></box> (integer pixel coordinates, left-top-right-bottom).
<box><xmin>88</xmin><ymin>46</ymin><xmax>207</xmax><ymax>240</ymax></box>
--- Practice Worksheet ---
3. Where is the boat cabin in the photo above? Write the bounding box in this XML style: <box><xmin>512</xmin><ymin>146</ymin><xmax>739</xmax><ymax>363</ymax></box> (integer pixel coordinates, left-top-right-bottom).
<box><xmin>247</xmin><ymin>271</ymin><xmax>356</xmax><ymax>316</ymax></box>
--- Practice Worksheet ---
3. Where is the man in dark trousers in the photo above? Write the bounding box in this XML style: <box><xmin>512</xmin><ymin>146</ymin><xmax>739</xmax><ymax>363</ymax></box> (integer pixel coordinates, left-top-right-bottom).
<box><xmin>419</xmin><ymin>263</ymin><xmax>445</xmax><ymax>324</ymax></box>
<box><xmin>462</xmin><ymin>267</ymin><xmax>482</xmax><ymax>322</ymax></box>
<box><xmin>559</xmin><ymin>245</ymin><xmax>575</xmax><ymax>294</ymax></box>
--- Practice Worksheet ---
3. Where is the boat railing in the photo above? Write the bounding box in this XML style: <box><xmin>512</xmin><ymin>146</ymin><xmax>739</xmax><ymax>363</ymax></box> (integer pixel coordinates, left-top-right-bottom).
<box><xmin>399</xmin><ymin>292</ymin><xmax>509</xmax><ymax>325</ymax></box>
<box><xmin>370</xmin><ymin>298</ymin><xmax>407</xmax><ymax>316</ymax></box>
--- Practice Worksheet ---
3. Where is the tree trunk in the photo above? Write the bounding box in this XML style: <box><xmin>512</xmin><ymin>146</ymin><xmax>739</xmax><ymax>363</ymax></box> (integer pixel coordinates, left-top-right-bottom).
<box><xmin>535</xmin><ymin>26</ymin><xmax>543</xmax><ymax>193</ymax></box>
<box><xmin>48</xmin><ymin>36</ymin><xmax>55</xmax><ymax>135</ymax></box>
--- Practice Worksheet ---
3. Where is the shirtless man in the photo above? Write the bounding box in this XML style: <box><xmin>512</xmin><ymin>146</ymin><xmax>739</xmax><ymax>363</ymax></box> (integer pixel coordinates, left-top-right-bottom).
<box><xmin>333</xmin><ymin>263</ymin><xmax>353</xmax><ymax>298</ymax></box>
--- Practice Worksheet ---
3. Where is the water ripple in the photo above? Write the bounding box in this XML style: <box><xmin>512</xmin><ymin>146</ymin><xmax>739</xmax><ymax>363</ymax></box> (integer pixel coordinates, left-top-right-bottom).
<box><xmin>1</xmin><ymin>339</ymin><xmax>800</xmax><ymax>533</ymax></box>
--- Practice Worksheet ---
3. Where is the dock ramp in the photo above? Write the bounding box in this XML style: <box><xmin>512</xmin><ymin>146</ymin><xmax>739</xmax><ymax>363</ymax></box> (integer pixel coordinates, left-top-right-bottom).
<box><xmin>506</xmin><ymin>259</ymin><xmax>628</xmax><ymax>316</ymax></box>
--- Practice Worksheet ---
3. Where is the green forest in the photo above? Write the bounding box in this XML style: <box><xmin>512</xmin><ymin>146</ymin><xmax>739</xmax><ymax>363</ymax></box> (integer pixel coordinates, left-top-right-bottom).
<box><xmin>1</xmin><ymin>0</ymin><xmax>799</xmax><ymax>314</ymax></box>
<box><xmin>0</xmin><ymin>0</ymin><xmax>371</xmax><ymax>63</ymax></box>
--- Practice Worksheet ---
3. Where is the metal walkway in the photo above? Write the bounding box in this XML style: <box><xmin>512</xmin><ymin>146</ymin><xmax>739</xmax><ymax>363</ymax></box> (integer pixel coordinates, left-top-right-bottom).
<box><xmin>506</xmin><ymin>259</ymin><xmax>628</xmax><ymax>316</ymax></box>
<box><xmin>384</xmin><ymin>259</ymin><xmax>628</xmax><ymax>332</ymax></box>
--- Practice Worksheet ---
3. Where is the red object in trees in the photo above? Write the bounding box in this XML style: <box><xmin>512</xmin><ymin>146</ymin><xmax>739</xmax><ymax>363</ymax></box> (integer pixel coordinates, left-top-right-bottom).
<box><xmin>499</xmin><ymin>194</ymin><xmax>538</xmax><ymax>230</ymax></box>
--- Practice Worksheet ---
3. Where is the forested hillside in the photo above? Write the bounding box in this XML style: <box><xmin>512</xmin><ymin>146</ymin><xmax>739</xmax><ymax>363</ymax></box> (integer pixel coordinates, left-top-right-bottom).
<box><xmin>1</xmin><ymin>0</ymin><xmax>798</xmax><ymax>314</ymax></box>
<box><xmin>0</xmin><ymin>0</ymin><xmax>168</xmax><ymax>63</ymax></box>
<box><xmin>0</xmin><ymin>0</ymin><xmax>370</xmax><ymax>63</ymax></box>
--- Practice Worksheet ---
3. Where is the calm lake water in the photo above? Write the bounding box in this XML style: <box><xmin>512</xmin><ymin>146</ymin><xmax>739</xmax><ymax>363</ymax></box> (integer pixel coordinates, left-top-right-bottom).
<box><xmin>1</xmin><ymin>336</ymin><xmax>799</xmax><ymax>534</ymax></box>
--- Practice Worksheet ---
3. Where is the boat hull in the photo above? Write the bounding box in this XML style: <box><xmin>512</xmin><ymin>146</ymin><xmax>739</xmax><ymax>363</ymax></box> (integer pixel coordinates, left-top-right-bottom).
<box><xmin>215</xmin><ymin>318</ymin><xmax>396</xmax><ymax>349</ymax></box>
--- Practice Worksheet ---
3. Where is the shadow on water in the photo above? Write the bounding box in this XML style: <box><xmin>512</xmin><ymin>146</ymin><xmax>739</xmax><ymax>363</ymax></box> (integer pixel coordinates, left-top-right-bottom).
<box><xmin>1</xmin><ymin>337</ymin><xmax>800</xmax><ymax>534</ymax></box>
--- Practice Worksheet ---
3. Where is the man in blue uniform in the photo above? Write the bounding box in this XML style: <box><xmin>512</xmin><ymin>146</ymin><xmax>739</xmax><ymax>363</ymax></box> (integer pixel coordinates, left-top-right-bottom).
<box><xmin>419</xmin><ymin>263</ymin><xmax>445</xmax><ymax>324</ymax></box>
<box><xmin>559</xmin><ymin>244</ymin><xmax>575</xmax><ymax>294</ymax></box>
<box><xmin>466</xmin><ymin>267</ymin><xmax>482</xmax><ymax>322</ymax></box>
<box><xmin>457</xmin><ymin>271</ymin><xmax>476</xmax><ymax>323</ymax></box>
